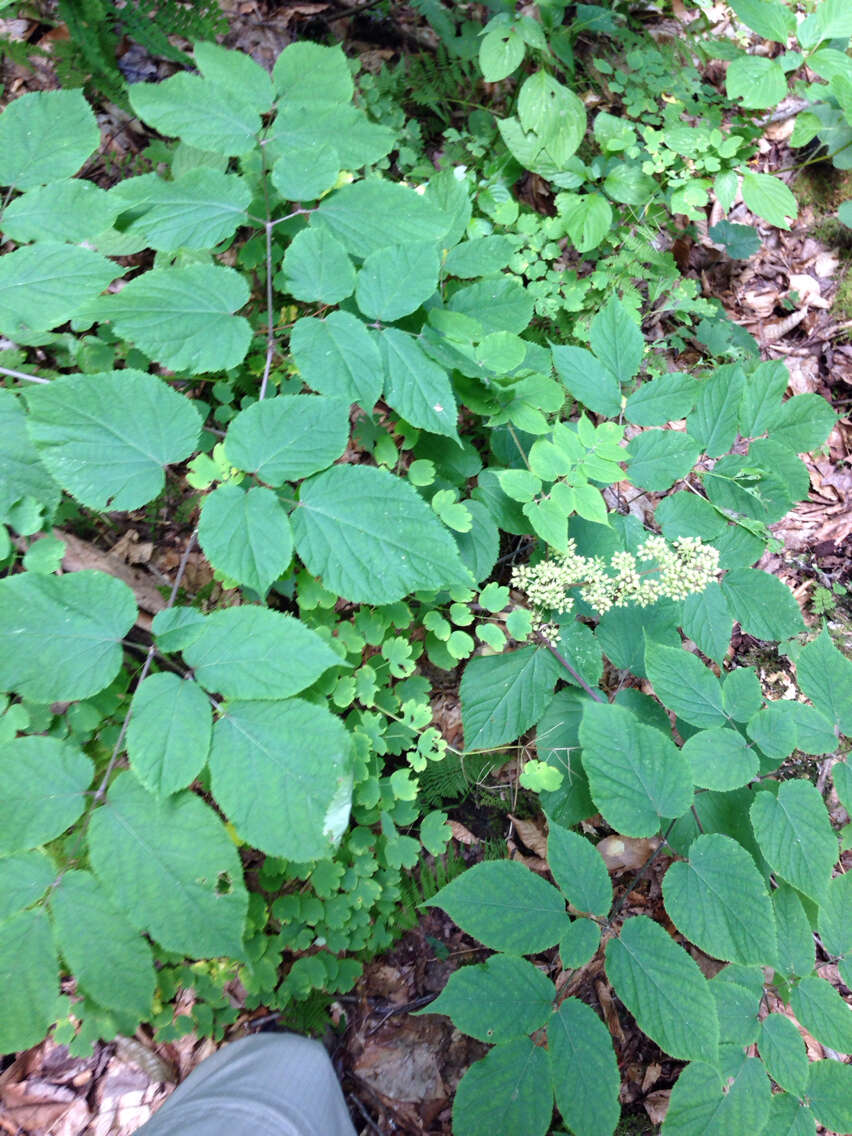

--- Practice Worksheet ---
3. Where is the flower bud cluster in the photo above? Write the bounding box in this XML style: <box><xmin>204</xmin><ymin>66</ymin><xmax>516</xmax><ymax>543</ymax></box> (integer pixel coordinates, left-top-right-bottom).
<box><xmin>511</xmin><ymin>535</ymin><xmax>720</xmax><ymax>624</ymax></box>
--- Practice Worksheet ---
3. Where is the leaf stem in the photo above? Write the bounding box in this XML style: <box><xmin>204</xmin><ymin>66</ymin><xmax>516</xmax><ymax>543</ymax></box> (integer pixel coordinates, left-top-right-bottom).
<box><xmin>0</xmin><ymin>364</ymin><xmax>50</xmax><ymax>385</ymax></box>
<box><xmin>538</xmin><ymin>632</ymin><xmax>604</xmax><ymax>702</ymax></box>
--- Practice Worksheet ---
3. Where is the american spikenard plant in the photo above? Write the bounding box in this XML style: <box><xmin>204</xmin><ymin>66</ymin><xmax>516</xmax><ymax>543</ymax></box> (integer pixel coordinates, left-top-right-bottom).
<box><xmin>0</xmin><ymin>24</ymin><xmax>849</xmax><ymax>1136</ymax></box>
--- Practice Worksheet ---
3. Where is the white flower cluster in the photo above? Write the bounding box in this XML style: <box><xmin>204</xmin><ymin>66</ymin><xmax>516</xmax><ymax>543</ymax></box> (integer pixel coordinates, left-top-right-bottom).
<box><xmin>511</xmin><ymin>535</ymin><xmax>720</xmax><ymax>625</ymax></box>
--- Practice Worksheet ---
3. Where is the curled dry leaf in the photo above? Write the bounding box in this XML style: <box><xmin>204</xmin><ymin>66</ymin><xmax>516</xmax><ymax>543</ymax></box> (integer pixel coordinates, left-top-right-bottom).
<box><xmin>510</xmin><ymin>813</ymin><xmax>548</xmax><ymax>858</ymax></box>
<box><xmin>596</xmin><ymin>834</ymin><xmax>660</xmax><ymax>873</ymax></box>
<box><xmin>643</xmin><ymin>1088</ymin><xmax>671</xmax><ymax>1126</ymax></box>
<box><xmin>448</xmin><ymin>820</ymin><xmax>479</xmax><ymax>845</ymax></box>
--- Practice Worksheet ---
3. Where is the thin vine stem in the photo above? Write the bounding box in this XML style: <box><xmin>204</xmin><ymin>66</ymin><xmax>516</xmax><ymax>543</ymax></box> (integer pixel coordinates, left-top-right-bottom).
<box><xmin>0</xmin><ymin>364</ymin><xmax>50</xmax><ymax>385</ymax></box>
<box><xmin>605</xmin><ymin>817</ymin><xmax>678</xmax><ymax>929</ymax></box>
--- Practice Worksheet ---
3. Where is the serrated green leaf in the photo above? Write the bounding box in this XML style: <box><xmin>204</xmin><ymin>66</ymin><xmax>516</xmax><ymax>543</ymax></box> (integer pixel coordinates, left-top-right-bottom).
<box><xmin>425</xmin><ymin>954</ymin><xmax>555</xmax><ymax>1043</ymax></box>
<box><xmin>271</xmin><ymin>141</ymin><xmax>339</xmax><ymax>202</ymax></box>
<box><xmin>550</xmin><ymin>998</ymin><xmax>620</xmax><ymax>1136</ymax></box>
<box><xmin>750</xmin><ymin>780</ymin><xmax>837</xmax><ymax>903</ymax></box>
<box><xmin>427</xmin><ymin>859</ymin><xmax>566</xmax><ymax>953</ymax></box>
<box><xmin>708</xmin><ymin>220</ymin><xmax>761</xmax><ymax>259</ymax></box>
<box><xmin>0</xmin><ymin>89</ymin><xmax>99</xmax><ymax>188</ymax></box>
<box><xmin>110</xmin><ymin>168</ymin><xmax>250</xmax><ymax>250</ymax></box>
<box><xmin>0</xmin><ymin>389</ymin><xmax>60</xmax><ymax>520</ymax></box>
<box><xmin>380</xmin><ymin>328</ymin><xmax>459</xmax><ymax>439</ymax></box>
<box><xmin>194</xmin><ymin>40</ymin><xmax>274</xmax><ymax>113</ymax></box>
<box><xmin>662</xmin><ymin>1058</ymin><xmax>770</xmax><ymax>1136</ymax></box>
<box><xmin>449</xmin><ymin>276</ymin><xmax>533</xmax><ymax>335</ymax></box>
<box><xmin>0</xmin><ymin>571</ymin><xmax>136</xmax><ymax>702</ymax></box>
<box><xmin>806</xmin><ymin>1059</ymin><xmax>852</xmax><ymax>1133</ymax></box>
<box><xmin>688</xmin><ymin>365</ymin><xmax>746</xmax><ymax>457</ymax></box>
<box><xmin>97</xmin><ymin>264</ymin><xmax>251</xmax><ymax>374</ymax></box>
<box><xmin>292</xmin><ymin>464</ymin><xmax>472</xmax><ymax>604</ymax></box>
<box><xmin>129</xmin><ymin>73</ymin><xmax>260</xmax><ymax>154</ymax></box>
<box><xmin>681</xmin><ymin>727</ymin><xmax>759</xmax><ymax>791</ymax></box>
<box><xmin>625</xmin><ymin>372</ymin><xmax>698</xmax><ymax>426</ymax></box>
<box><xmin>742</xmin><ymin>171</ymin><xmax>798</xmax><ymax>230</ymax></box>
<box><xmin>224</xmin><ymin>394</ymin><xmax>349</xmax><ymax>486</ymax></box>
<box><xmin>278</xmin><ymin>227</ymin><xmax>354</xmax><ymax>304</ymax></box>
<box><xmin>0</xmin><ymin>243</ymin><xmax>116</xmax><ymax>337</ymax></box>
<box><xmin>455</xmin><ymin>499</ymin><xmax>499</xmax><ymax>583</ymax></box>
<box><xmin>759</xmin><ymin>1013</ymin><xmax>809</xmax><ymax>1095</ymax></box>
<box><xmin>579</xmin><ymin>700</ymin><xmax>693</xmax><ymax>836</ymax></box>
<box><xmin>314</xmin><ymin>179</ymin><xmax>450</xmax><ymax>257</ymax></box>
<box><xmin>795</xmin><ymin>628</ymin><xmax>852</xmax><ymax>735</ymax></box>
<box><xmin>626</xmin><ymin>430</ymin><xmax>701</xmax><ymax>492</ymax></box>
<box><xmin>606</xmin><ymin>915</ymin><xmax>719</xmax><ymax>1062</ymax></box>
<box><xmin>790</xmin><ymin>976</ymin><xmax>852</xmax><ymax>1054</ymax></box>
<box><xmin>272</xmin><ymin>41</ymin><xmax>354</xmax><ymax>106</ymax></box>
<box><xmin>726</xmin><ymin>56</ymin><xmax>787</xmax><ymax>109</ymax></box>
<box><xmin>590</xmin><ymin>296</ymin><xmax>644</xmax><ymax>383</ymax></box>
<box><xmin>818</xmin><ymin>870</ymin><xmax>852</xmax><ymax>960</ymax></box>
<box><xmin>182</xmin><ymin>607</ymin><xmax>342</xmax><ymax>700</ymax></box>
<box><xmin>460</xmin><ymin>647</ymin><xmax>560</xmax><ymax>750</ymax></box>
<box><xmin>720</xmin><ymin>567</ymin><xmax>804</xmax><ymax>640</ymax></box>
<box><xmin>681</xmin><ymin>584</ymin><xmax>734</xmax><ymax>665</ymax></box>
<box><xmin>1</xmin><ymin>181</ymin><xmax>116</xmax><ymax>244</ymax></box>
<box><xmin>551</xmin><ymin>345</ymin><xmax>622</xmax><ymax>416</ymax></box>
<box><xmin>766</xmin><ymin>1093</ymin><xmax>816</xmax><ymax>1136</ymax></box>
<box><xmin>746</xmin><ymin>702</ymin><xmax>797</xmax><ymax>761</ymax></box>
<box><xmin>198</xmin><ymin>484</ymin><xmax>292</xmax><ymax>594</ymax></box>
<box><xmin>210</xmin><ymin>698</ymin><xmax>351</xmax><ymax>860</ymax></box>
<box><xmin>597</xmin><ymin>597</ymin><xmax>682</xmax><ymax>677</ymax></box>
<box><xmin>453</xmin><ymin>1039</ymin><xmax>552</xmax><ymax>1136</ymax></box>
<box><xmin>268</xmin><ymin>104</ymin><xmax>394</xmax><ymax>171</ymax></box>
<box><xmin>766</xmin><ymin>393</ymin><xmax>836</xmax><ymax>453</ymax></box>
<box><xmin>50</xmin><ymin>870</ymin><xmax>155</xmax><ymax>1017</ymax></box>
<box><xmin>356</xmin><ymin>242</ymin><xmax>440</xmax><ymax>321</ymax></box>
<box><xmin>0</xmin><ymin>909</ymin><xmax>59</xmax><ymax>1054</ymax></box>
<box><xmin>656</xmin><ymin>492</ymin><xmax>726</xmax><ymax>541</ymax></box>
<box><xmin>722</xmin><ymin>667</ymin><xmax>763</xmax><ymax>722</ymax></box>
<box><xmin>730</xmin><ymin>0</ymin><xmax>796</xmax><ymax>42</ymax></box>
<box><xmin>126</xmin><ymin>673</ymin><xmax>212</xmax><ymax>797</ymax></box>
<box><xmin>560</xmin><ymin>917</ymin><xmax>601</xmax><ymax>968</ymax></box>
<box><xmin>547</xmin><ymin>821</ymin><xmax>612</xmax><ymax>915</ymax></box>
<box><xmin>443</xmin><ymin>235</ymin><xmax>515</xmax><ymax>277</ymax></box>
<box><xmin>0</xmin><ymin>736</ymin><xmax>92</xmax><ymax>853</ymax></box>
<box><xmin>290</xmin><ymin>312</ymin><xmax>383</xmax><ymax>409</ymax></box>
<box><xmin>663</xmin><ymin>833</ymin><xmax>778</xmax><ymax>965</ymax></box>
<box><xmin>26</xmin><ymin>370</ymin><xmax>201</xmax><ymax>510</ymax></box>
<box><xmin>88</xmin><ymin>771</ymin><xmax>247</xmax><ymax>958</ymax></box>
<box><xmin>645</xmin><ymin>642</ymin><xmax>726</xmax><ymax>728</ymax></box>
<box><xmin>711</xmin><ymin>978</ymin><xmax>761</xmax><ymax>1046</ymax></box>
<box><xmin>774</xmin><ymin>884</ymin><xmax>816</xmax><ymax>979</ymax></box>
<box><xmin>0</xmin><ymin>850</ymin><xmax>55</xmax><ymax>921</ymax></box>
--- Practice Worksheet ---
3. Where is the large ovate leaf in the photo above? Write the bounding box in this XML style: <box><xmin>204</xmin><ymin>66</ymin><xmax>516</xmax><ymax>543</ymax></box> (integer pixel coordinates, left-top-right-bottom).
<box><xmin>426</xmin><ymin>859</ymin><xmax>567</xmax><ymax>954</ymax></box>
<box><xmin>551</xmin><ymin>345</ymin><xmax>621</xmax><ymax>417</ymax></box>
<box><xmin>774</xmin><ymin>884</ymin><xmax>815</xmax><ymax>979</ymax></box>
<box><xmin>0</xmin><ymin>243</ymin><xmax>115</xmax><ymax>337</ymax></box>
<box><xmin>278</xmin><ymin>227</ymin><xmax>354</xmax><ymax>304</ymax></box>
<box><xmin>109</xmin><ymin>168</ymin><xmax>250</xmax><ymax>250</ymax></box>
<box><xmin>795</xmin><ymin>628</ymin><xmax>852</xmax><ymax>735</ymax></box>
<box><xmin>425</xmin><ymin>954</ymin><xmax>555</xmax><ymax>1043</ymax></box>
<box><xmin>194</xmin><ymin>40</ymin><xmax>274</xmax><ymax>113</ymax></box>
<box><xmin>681</xmin><ymin>583</ymin><xmax>733</xmax><ymax>665</ymax></box>
<box><xmin>0</xmin><ymin>571</ymin><xmax>136</xmax><ymax>701</ymax></box>
<box><xmin>547</xmin><ymin>821</ymin><xmax>612</xmax><ymax>916</ymax></box>
<box><xmin>447</xmin><ymin>275</ymin><xmax>534</xmax><ymax>335</ymax></box>
<box><xmin>181</xmin><ymin>607</ymin><xmax>343</xmax><ymax>700</ymax></box>
<box><xmin>49</xmin><ymin>870</ymin><xmax>155</xmax><ymax>1017</ymax></box>
<box><xmin>129</xmin><ymin>73</ymin><xmax>260</xmax><ymax>154</ymax></box>
<box><xmin>579</xmin><ymin>701</ymin><xmax>694</xmax><ymax>837</ymax></box>
<box><xmin>726</xmin><ymin>56</ymin><xmax>787</xmax><ymax>109</ymax></box>
<box><xmin>0</xmin><ymin>850</ymin><xmax>55</xmax><ymax>922</ymax></box>
<box><xmin>759</xmin><ymin>1013</ymin><xmax>809</xmax><ymax>1095</ymax></box>
<box><xmin>271</xmin><ymin>140</ymin><xmax>340</xmax><ymax>203</ymax></box>
<box><xmin>0</xmin><ymin>389</ymin><xmax>61</xmax><ymax>520</ymax></box>
<box><xmin>210</xmin><ymin>699</ymin><xmax>352</xmax><ymax>860</ymax></box>
<box><xmin>1</xmin><ymin>180</ymin><xmax>117</xmax><ymax>244</ymax></box>
<box><xmin>730</xmin><ymin>0</ymin><xmax>796</xmax><ymax>42</ymax></box>
<box><xmin>789</xmin><ymin>976</ymin><xmax>852</xmax><ymax>1054</ymax></box>
<box><xmin>768</xmin><ymin>393</ymin><xmax>836</xmax><ymax>454</ymax></box>
<box><xmin>314</xmin><ymin>180</ymin><xmax>450</xmax><ymax>257</ymax></box>
<box><xmin>453</xmin><ymin>1040</ymin><xmax>552</xmax><ymax>1136</ymax></box>
<box><xmin>356</xmin><ymin>242</ymin><xmax>441</xmax><ymax>321</ymax></box>
<box><xmin>26</xmin><ymin>370</ymin><xmax>201</xmax><ymax>510</ymax></box>
<box><xmin>126</xmin><ymin>673</ymin><xmax>212</xmax><ymax>797</ymax></box>
<box><xmin>272</xmin><ymin>41</ymin><xmax>354</xmax><ymax>107</ymax></box>
<box><xmin>460</xmin><ymin>647</ymin><xmax>560</xmax><ymax>750</ymax></box>
<box><xmin>681</xmin><ymin>727</ymin><xmax>759</xmax><ymax>792</ymax></box>
<box><xmin>198</xmin><ymin>483</ymin><xmax>293</xmax><ymax>595</ymax></box>
<box><xmin>688</xmin><ymin>365</ymin><xmax>746</xmax><ymax>457</ymax></box>
<box><xmin>290</xmin><ymin>312</ymin><xmax>383</xmax><ymax>409</ymax></box>
<box><xmin>749</xmin><ymin>780</ymin><xmax>837</xmax><ymax>904</ymax></box>
<box><xmin>605</xmin><ymin>915</ymin><xmax>719</xmax><ymax>1062</ymax></box>
<box><xmin>0</xmin><ymin>89</ymin><xmax>99</xmax><ymax>188</ymax></box>
<box><xmin>662</xmin><ymin>833</ymin><xmax>778</xmax><ymax>965</ymax></box>
<box><xmin>292</xmin><ymin>464</ymin><xmax>472</xmax><ymax>604</ymax></box>
<box><xmin>88</xmin><ymin>772</ymin><xmax>247</xmax><ymax>958</ymax></box>
<box><xmin>626</xmin><ymin>430</ymin><xmax>702</xmax><ymax>492</ymax></box>
<box><xmin>645</xmin><ymin>642</ymin><xmax>726</xmax><ymax>728</ymax></box>
<box><xmin>550</xmin><ymin>998</ymin><xmax>620</xmax><ymax>1136</ymax></box>
<box><xmin>662</xmin><ymin>1058</ymin><xmax>771</xmax><ymax>1136</ymax></box>
<box><xmin>806</xmin><ymin>1060</ymin><xmax>852</xmax><ymax>1134</ymax></box>
<box><xmin>741</xmin><ymin>171</ymin><xmax>797</xmax><ymax>230</ymax></box>
<box><xmin>720</xmin><ymin>567</ymin><xmax>805</xmax><ymax>641</ymax></box>
<box><xmin>224</xmin><ymin>394</ymin><xmax>349</xmax><ymax>485</ymax></box>
<box><xmin>97</xmin><ymin>264</ymin><xmax>251</xmax><ymax>374</ymax></box>
<box><xmin>0</xmin><ymin>737</ymin><xmax>92</xmax><ymax>853</ymax></box>
<box><xmin>0</xmin><ymin>909</ymin><xmax>59</xmax><ymax>1054</ymax></box>
<box><xmin>380</xmin><ymin>328</ymin><xmax>459</xmax><ymax>439</ymax></box>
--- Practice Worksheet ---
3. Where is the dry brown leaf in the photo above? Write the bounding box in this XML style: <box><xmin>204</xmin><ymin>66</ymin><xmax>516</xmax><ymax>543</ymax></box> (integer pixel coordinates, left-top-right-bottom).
<box><xmin>641</xmin><ymin>1062</ymin><xmax>663</xmax><ymax>1094</ymax></box>
<box><xmin>788</xmin><ymin>273</ymin><xmax>830</xmax><ymax>309</ymax></box>
<box><xmin>449</xmin><ymin>820</ymin><xmax>479</xmax><ymax>845</ymax></box>
<box><xmin>644</xmin><ymin>1088</ymin><xmax>671</xmax><ymax>1125</ymax></box>
<box><xmin>596</xmin><ymin>834</ymin><xmax>660</xmax><ymax>873</ymax></box>
<box><xmin>510</xmin><ymin>813</ymin><xmax>548</xmax><ymax>858</ymax></box>
<box><xmin>595</xmin><ymin>980</ymin><xmax>626</xmax><ymax>1045</ymax></box>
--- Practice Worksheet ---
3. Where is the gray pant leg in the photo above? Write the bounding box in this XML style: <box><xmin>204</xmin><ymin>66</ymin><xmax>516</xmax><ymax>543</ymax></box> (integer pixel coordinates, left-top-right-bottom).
<box><xmin>135</xmin><ymin>1034</ymin><xmax>357</xmax><ymax>1136</ymax></box>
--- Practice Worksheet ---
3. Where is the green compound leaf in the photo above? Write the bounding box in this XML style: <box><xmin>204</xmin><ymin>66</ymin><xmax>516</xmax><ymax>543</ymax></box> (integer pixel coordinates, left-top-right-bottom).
<box><xmin>314</xmin><ymin>179</ymin><xmax>450</xmax><ymax>257</ymax></box>
<box><xmin>427</xmin><ymin>859</ymin><xmax>567</xmax><ymax>954</ymax></box>
<box><xmin>551</xmin><ymin>345</ymin><xmax>622</xmax><ymax>417</ymax></box>
<box><xmin>549</xmin><ymin>998</ymin><xmax>620</xmax><ymax>1136</ymax></box>
<box><xmin>0</xmin><ymin>571</ymin><xmax>136</xmax><ymax>702</ymax></box>
<box><xmin>425</xmin><ymin>954</ymin><xmax>555</xmax><ymax>1043</ymax></box>
<box><xmin>97</xmin><ymin>264</ymin><xmax>251</xmax><ymax>374</ymax></box>
<box><xmin>0</xmin><ymin>243</ymin><xmax>116</xmax><ymax>337</ymax></box>
<box><xmin>278</xmin><ymin>227</ymin><xmax>355</xmax><ymax>304</ymax></box>
<box><xmin>790</xmin><ymin>976</ymin><xmax>852</xmax><ymax>1054</ymax></box>
<box><xmin>547</xmin><ymin>821</ymin><xmax>612</xmax><ymax>916</ymax></box>
<box><xmin>453</xmin><ymin>1039</ymin><xmax>552</xmax><ymax>1136</ymax></box>
<box><xmin>49</xmin><ymin>869</ymin><xmax>155</xmax><ymax>1018</ymax></box>
<box><xmin>579</xmin><ymin>701</ymin><xmax>694</xmax><ymax>837</ymax></box>
<box><xmin>0</xmin><ymin>737</ymin><xmax>92</xmax><ymax>854</ymax></box>
<box><xmin>210</xmin><ymin>698</ymin><xmax>352</xmax><ymax>861</ymax></box>
<box><xmin>720</xmin><ymin>567</ymin><xmax>805</xmax><ymax>641</ymax></box>
<box><xmin>662</xmin><ymin>833</ymin><xmax>778</xmax><ymax>965</ymax></box>
<box><xmin>356</xmin><ymin>242</ymin><xmax>441</xmax><ymax>321</ymax></box>
<box><xmin>129</xmin><ymin>73</ymin><xmax>260</xmax><ymax>154</ymax></box>
<box><xmin>605</xmin><ymin>915</ymin><xmax>719</xmax><ymax>1063</ymax></box>
<box><xmin>626</xmin><ymin>430</ymin><xmax>702</xmax><ymax>492</ymax></box>
<box><xmin>126</xmin><ymin>674</ymin><xmax>212</xmax><ymax>797</ymax></box>
<box><xmin>589</xmin><ymin>296</ymin><xmax>644</xmax><ymax>383</ymax></box>
<box><xmin>193</xmin><ymin>40</ymin><xmax>274</xmax><ymax>113</ymax></box>
<box><xmin>759</xmin><ymin>1013</ymin><xmax>809</xmax><ymax>1095</ymax></box>
<box><xmin>681</xmin><ymin>727</ymin><xmax>759</xmax><ymax>792</ymax></box>
<box><xmin>0</xmin><ymin>909</ymin><xmax>59</xmax><ymax>1054</ymax></box>
<box><xmin>749</xmin><ymin>780</ymin><xmax>837</xmax><ymax>904</ymax></box>
<box><xmin>662</xmin><ymin>1058</ymin><xmax>771</xmax><ymax>1136</ymax></box>
<box><xmin>182</xmin><ymin>607</ymin><xmax>343</xmax><ymax>700</ymax></box>
<box><xmin>224</xmin><ymin>394</ymin><xmax>349</xmax><ymax>486</ymax></box>
<box><xmin>292</xmin><ymin>464</ymin><xmax>472</xmax><ymax>604</ymax></box>
<box><xmin>741</xmin><ymin>170</ymin><xmax>798</xmax><ymax>230</ymax></box>
<box><xmin>1</xmin><ymin>181</ymin><xmax>117</xmax><ymax>244</ymax></box>
<box><xmin>774</xmin><ymin>884</ymin><xmax>816</xmax><ymax>980</ymax></box>
<box><xmin>0</xmin><ymin>89</ymin><xmax>99</xmax><ymax>188</ymax></box>
<box><xmin>109</xmin><ymin>168</ymin><xmax>250</xmax><ymax>251</ymax></box>
<box><xmin>0</xmin><ymin>389</ymin><xmax>60</xmax><ymax>520</ymax></box>
<box><xmin>0</xmin><ymin>850</ymin><xmax>55</xmax><ymax>922</ymax></box>
<box><xmin>198</xmin><ymin>484</ymin><xmax>293</xmax><ymax>595</ymax></box>
<box><xmin>796</xmin><ymin>628</ymin><xmax>852</xmax><ymax>735</ymax></box>
<box><xmin>380</xmin><ymin>328</ymin><xmax>459</xmax><ymax>440</ymax></box>
<box><xmin>290</xmin><ymin>312</ymin><xmax>383</xmax><ymax>409</ymax></box>
<box><xmin>88</xmin><ymin>771</ymin><xmax>248</xmax><ymax>959</ymax></box>
<box><xmin>272</xmin><ymin>41</ymin><xmax>354</xmax><ymax>107</ymax></box>
<box><xmin>460</xmin><ymin>646</ymin><xmax>560</xmax><ymax>750</ymax></box>
<box><xmin>806</xmin><ymin>1060</ymin><xmax>852</xmax><ymax>1134</ymax></box>
<box><xmin>645</xmin><ymin>642</ymin><xmax>726</xmax><ymax>728</ymax></box>
<box><xmin>26</xmin><ymin>370</ymin><xmax>201</xmax><ymax>511</ymax></box>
